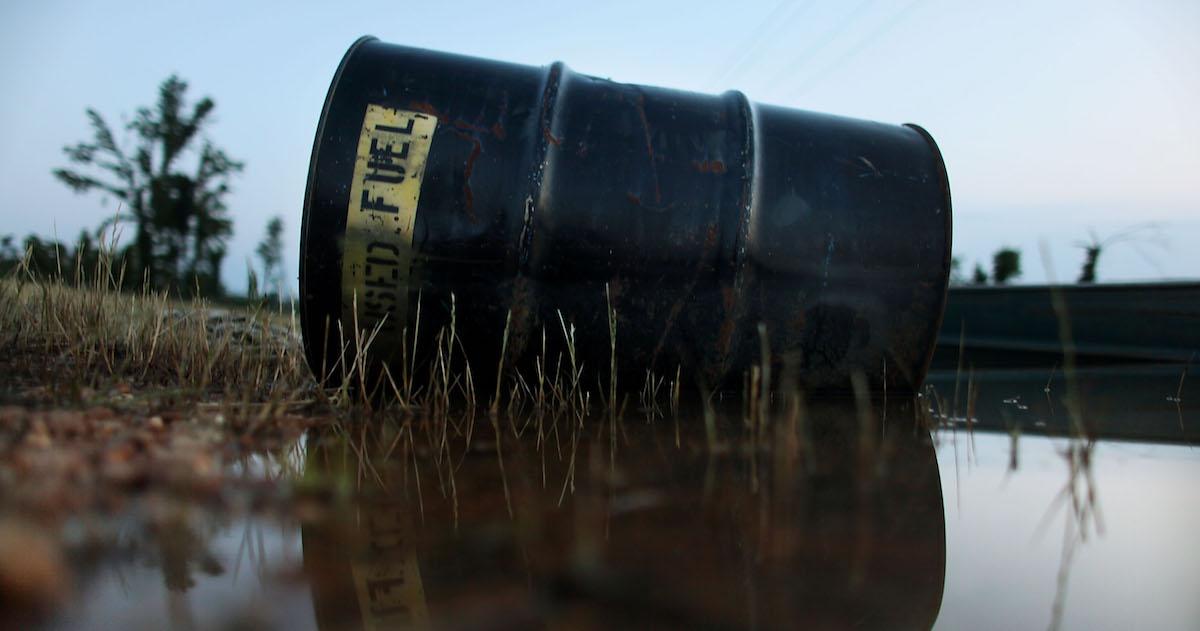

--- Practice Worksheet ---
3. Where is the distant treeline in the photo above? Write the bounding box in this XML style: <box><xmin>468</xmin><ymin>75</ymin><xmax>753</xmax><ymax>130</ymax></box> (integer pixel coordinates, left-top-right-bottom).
<box><xmin>1</xmin><ymin>217</ymin><xmax>287</xmax><ymax>304</ymax></box>
<box><xmin>952</xmin><ymin>225</ymin><xmax>1167</xmax><ymax>287</ymax></box>
<box><xmin>0</xmin><ymin>232</ymin><xmax>127</xmax><ymax>287</ymax></box>
<box><xmin>951</xmin><ymin>247</ymin><xmax>1022</xmax><ymax>286</ymax></box>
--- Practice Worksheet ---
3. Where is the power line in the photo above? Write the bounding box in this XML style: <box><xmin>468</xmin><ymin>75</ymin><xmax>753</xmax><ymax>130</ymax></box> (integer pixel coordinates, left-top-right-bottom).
<box><xmin>761</xmin><ymin>0</ymin><xmax>879</xmax><ymax>93</ymax></box>
<box><xmin>785</xmin><ymin>0</ymin><xmax>926</xmax><ymax>101</ymax></box>
<box><xmin>708</xmin><ymin>0</ymin><xmax>815</xmax><ymax>91</ymax></box>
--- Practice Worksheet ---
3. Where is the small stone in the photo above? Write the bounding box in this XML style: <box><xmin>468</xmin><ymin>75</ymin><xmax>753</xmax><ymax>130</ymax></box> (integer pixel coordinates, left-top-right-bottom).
<box><xmin>44</xmin><ymin>410</ymin><xmax>86</xmax><ymax>437</ymax></box>
<box><xmin>0</xmin><ymin>405</ymin><xmax>28</xmax><ymax>425</ymax></box>
<box><xmin>147</xmin><ymin>416</ymin><xmax>164</xmax><ymax>430</ymax></box>
<box><xmin>0</xmin><ymin>519</ymin><xmax>70</xmax><ymax>619</ymax></box>
<box><xmin>93</xmin><ymin>420</ymin><xmax>123</xmax><ymax>439</ymax></box>
<box><xmin>84</xmin><ymin>406</ymin><xmax>114</xmax><ymax>421</ymax></box>
<box><xmin>23</xmin><ymin>420</ymin><xmax>52</xmax><ymax>449</ymax></box>
<box><xmin>99</xmin><ymin>456</ymin><xmax>143</xmax><ymax>486</ymax></box>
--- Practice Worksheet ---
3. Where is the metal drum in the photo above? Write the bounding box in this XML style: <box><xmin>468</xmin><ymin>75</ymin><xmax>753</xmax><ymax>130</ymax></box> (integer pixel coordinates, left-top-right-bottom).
<box><xmin>300</xmin><ymin>36</ymin><xmax>952</xmax><ymax>395</ymax></box>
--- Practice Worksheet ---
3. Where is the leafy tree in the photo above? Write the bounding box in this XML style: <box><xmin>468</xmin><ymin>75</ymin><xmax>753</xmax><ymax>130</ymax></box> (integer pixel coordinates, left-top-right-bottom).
<box><xmin>949</xmin><ymin>256</ymin><xmax>964</xmax><ymax>285</ymax></box>
<box><xmin>1075</xmin><ymin>225</ymin><xmax>1166</xmax><ymax>284</ymax></box>
<box><xmin>255</xmin><ymin>216</ymin><xmax>285</xmax><ymax>297</ymax></box>
<box><xmin>0</xmin><ymin>235</ymin><xmax>19</xmax><ymax>276</ymax></box>
<box><xmin>1077</xmin><ymin>238</ymin><xmax>1101</xmax><ymax>284</ymax></box>
<box><xmin>53</xmin><ymin>75</ymin><xmax>242</xmax><ymax>296</ymax></box>
<box><xmin>991</xmin><ymin>247</ymin><xmax>1021</xmax><ymax>285</ymax></box>
<box><xmin>971</xmin><ymin>263</ymin><xmax>988</xmax><ymax>285</ymax></box>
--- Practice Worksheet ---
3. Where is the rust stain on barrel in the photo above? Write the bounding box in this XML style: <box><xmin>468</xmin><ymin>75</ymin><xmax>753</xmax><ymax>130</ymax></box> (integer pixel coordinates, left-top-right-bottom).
<box><xmin>461</xmin><ymin>139</ymin><xmax>482</xmax><ymax>223</ymax></box>
<box><xmin>692</xmin><ymin>159</ymin><xmax>727</xmax><ymax>174</ymax></box>
<box><xmin>633</xmin><ymin>94</ymin><xmax>663</xmax><ymax>206</ymax></box>
<box><xmin>408</xmin><ymin>100</ymin><xmax>441</xmax><ymax>119</ymax></box>
<box><xmin>408</xmin><ymin>100</ymin><xmax>497</xmax><ymax>138</ymax></box>
<box><xmin>717</xmin><ymin>285</ymin><xmax>737</xmax><ymax>357</ymax></box>
<box><xmin>539</xmin><ymin>64</ymin><xmax>564</xmax><ymax>147</ymax></box>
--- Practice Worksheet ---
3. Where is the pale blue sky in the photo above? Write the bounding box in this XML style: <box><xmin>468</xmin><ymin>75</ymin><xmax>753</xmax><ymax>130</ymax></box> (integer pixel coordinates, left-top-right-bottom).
<box><xmin>1</xmin><ymin>0</ymin><xmax>1196</xmax><ymax>291</ymax></box>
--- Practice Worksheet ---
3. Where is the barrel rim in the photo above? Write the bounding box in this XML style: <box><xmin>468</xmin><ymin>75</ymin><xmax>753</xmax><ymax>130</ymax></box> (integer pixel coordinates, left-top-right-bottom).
<box><xmin>299</xmin><ymin>35</ymin><xmax>377</xmax><ymax>379</ymax></box>
<box><xmin>903</xmin><ymin>122</ymin><xmax>953</xmax><ymax>388</ymax></box>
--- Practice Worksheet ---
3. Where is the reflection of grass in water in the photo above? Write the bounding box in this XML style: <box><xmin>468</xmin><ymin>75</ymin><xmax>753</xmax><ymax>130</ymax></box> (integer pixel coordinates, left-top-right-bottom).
<box><xmin>312</xmin><ymin>380</ymin><xmax>948</xmax><ymax>626</ymax></box>
<box><xmin>303</xmin><ymin>370</ymin><xmax>960</xmax><ymax>631</ymax></box>
<box><xmin>928</xmin><ymin>255</ymin><xmax>1117</xmax><ymax>631</ymax></box>
<box><xmin>1039</xmin><ymin>243</ymin><xmax>1103</xmax><ymax>631</ymax></box>
<box><xmin>319</xmin><ymin>364</ymin><xmax>918</xmax><ymax>526</ymax></box>
<box><xmin>1168</xmin><ymin>353</ymin><xmax>1194</xmax><ymax>443</ymax></box>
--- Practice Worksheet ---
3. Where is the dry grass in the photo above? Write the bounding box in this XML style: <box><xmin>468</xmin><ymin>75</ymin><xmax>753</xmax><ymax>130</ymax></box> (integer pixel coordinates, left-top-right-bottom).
<box><xmin>0</xmin><ymin>251</ymin><xmax>310</xmax><ymax>420</ymax></box>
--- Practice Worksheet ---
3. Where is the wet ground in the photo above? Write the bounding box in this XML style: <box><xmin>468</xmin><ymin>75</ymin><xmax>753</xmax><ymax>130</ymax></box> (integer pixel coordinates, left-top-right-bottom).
<box><xmin>4</xmin><ymin>360</ymin><xmax>1196</xmax><ymax>630</ymax></box>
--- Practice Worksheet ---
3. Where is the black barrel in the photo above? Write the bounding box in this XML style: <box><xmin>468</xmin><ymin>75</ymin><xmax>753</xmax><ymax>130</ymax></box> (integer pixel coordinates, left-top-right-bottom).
<box><xmin>300</xmin><ymin>36</ymin><xmax>952</xmax><ymax>395</ymax></box>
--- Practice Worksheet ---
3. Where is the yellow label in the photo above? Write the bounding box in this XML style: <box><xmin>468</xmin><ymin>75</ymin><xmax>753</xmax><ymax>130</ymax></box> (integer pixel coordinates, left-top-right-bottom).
<box><xmin>342</xmin><ymin>104</ymin><xmax>437</xmax><ymax>348</ymax></box>
<box><xmin>350</xmin><ymin>504</ymin><xmax>430</xmax><ymax>630</ymax></box>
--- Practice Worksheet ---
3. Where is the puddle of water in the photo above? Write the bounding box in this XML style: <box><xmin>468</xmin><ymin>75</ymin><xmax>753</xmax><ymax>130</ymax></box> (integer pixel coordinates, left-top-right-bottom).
<box><xmin>32</xmin><ymin>392</ymin><xmax>1200</xmax><ymax>630</ymax></box>
<box><xmin>935</xmin><ymin>431</ymin><xmax>1200</xmax><ymax>631</ymax></box>
<box><xmin>51</xmin><ymin>514</ymin><xmax>316</xmax><ymax>630</ymax></box>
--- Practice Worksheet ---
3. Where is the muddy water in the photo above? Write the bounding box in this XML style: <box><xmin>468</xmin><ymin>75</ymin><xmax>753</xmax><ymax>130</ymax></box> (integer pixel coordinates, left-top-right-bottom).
<box><xmin>37</xmin><ymin>392</ymin><xmax>1200</xmax><ymax>630</ymax></box>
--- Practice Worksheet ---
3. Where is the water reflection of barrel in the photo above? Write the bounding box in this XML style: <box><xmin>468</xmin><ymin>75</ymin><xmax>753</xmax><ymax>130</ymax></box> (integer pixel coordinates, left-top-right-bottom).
<box><xmin>300</xmin><ymin>37</ymin><xmax>952</xmax><ymax>395</ymax></box>
<box><xmin>300</xmin><ymin>399</ymin><xmax>945</xmax><ymax>629</ymax></box>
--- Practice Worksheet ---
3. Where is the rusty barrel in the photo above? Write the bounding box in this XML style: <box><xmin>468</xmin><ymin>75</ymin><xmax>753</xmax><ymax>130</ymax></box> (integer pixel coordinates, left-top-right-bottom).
<box><xmin>300</xmin><ymin>36</ymin><xmax>952</xmax><ymax>395</ymax></box>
